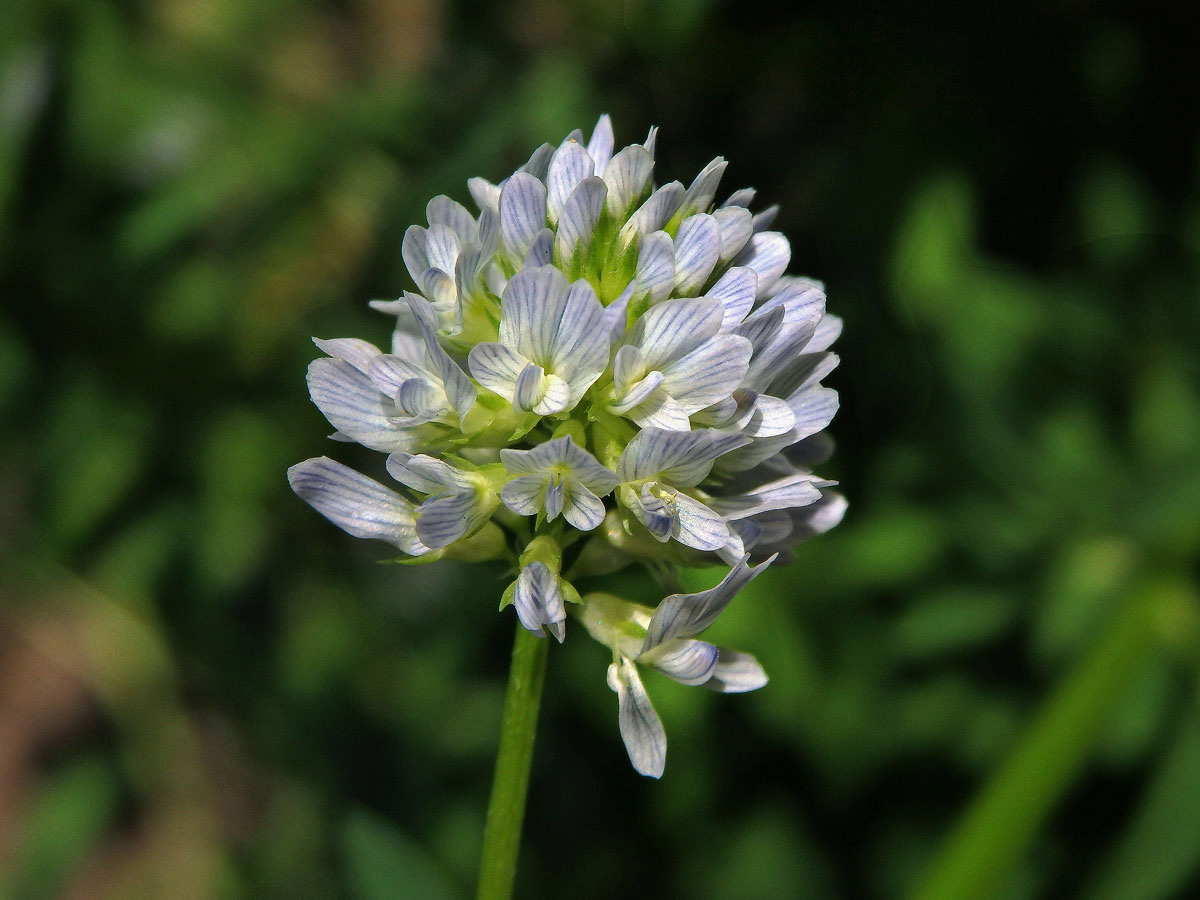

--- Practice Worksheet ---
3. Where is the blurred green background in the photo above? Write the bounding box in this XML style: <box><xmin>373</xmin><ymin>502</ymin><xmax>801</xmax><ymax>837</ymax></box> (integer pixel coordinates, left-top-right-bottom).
<box><xmin>2</xmin><ymin>1</ymin><xmax>1199</xmax><ymax>898</ymax></box>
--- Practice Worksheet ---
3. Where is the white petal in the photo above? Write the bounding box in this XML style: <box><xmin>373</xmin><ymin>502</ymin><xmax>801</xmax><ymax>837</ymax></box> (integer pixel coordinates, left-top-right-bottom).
<box><xmin>366</xmin><ymin>353</ymin><xmax>427</xmax><ymax>397</ymax></box>
<box><xmin>546</xmin><ymin>139</ymin><xmax>595</xmax><ymax>225</ymax></box>
<box><xmin>307</xmin><ymin>359</ymin><xmax>410</xmax><ymax>453</ymax></box>
<box><xmin>619</xmin><ymin>181</ymin><xmax>684</xmax><ymax>244</ymax></box>
<box><xmin>426</xmin><ymin>195</ymin><xmax>478</xmax><ymax>244</ymax></box>
<box><xmin>467</xmin><ymin>342</ymin><xmax>527</xmax><ymax>400</ymax></box>
<box><xmin>415</xmin><ymin>490</ymin><xmax>486</xmax><ymax>548</ymax></box>
<box><xmin>645</xmin><ymin>639</ymin><xmax>719</xmax><ymax>686</ymax></box>
<box><xmin>789</xmin><ymin>386</ymin><xmax>839</xmax><ymax>440</ymax></box>
<box><xmin>713</xmin><ymin>206</ymin><xmax>753</xmax><ymax>264</ymax></box>
<box><xmin>401</xmin><ymin>225</ymin><xmax>429</xmax><ymax>288</ymax></box>
<box><xmin>524</xmin><ymin>227</ymin><xmax>554</xmax><ymax>267</ymax></box>
<box><xmin>518</xmin><ymin>142</ymin><xmax>555</xmax><ymax>181</ymax></box>
<box><xmin>707</xmin><ymin>649</ymin><xmax>768</xmax><ymax>692</ymax></box>
<box><xmin>721</xmin><ymin>187</ymin><xmax>756</xmax><ymax>209</ymax></box>
<box><xmin>617</xmin><ymin>427</ymin><xmax>750</xmax><ymax>486</ymax></box>
<box><xmin>405</xmin><ymin>294</ymin><xmax>477</xmax><ymax>419</ymax></box>
<box><xmin>611</xmin><ymin>371</ymin><xmax>665</xmax><ymax>416</ymax></box>
<box><xmin>499</xmin><ymin>172</ymin><xmax>548</xmax><ymax>263</ymax></box>
<box><xmin>554</xmin><ymin>175</ymin><xmax>607</xmax><ymax>262</ymax></box>
<box><xmin>739</xmin><ymin>393</ymin><xmax>796</xmax><ymax>437</ymax></box>
<box><xmin>708</xmin><ymin>266</ymin><xmax>758</xmax><ymax>329</ymax></box>
<box><xmin>549</xmin><ymin>279</ymin><xmax>609</xmax><ymax>399</ymax></box>
<box><xmin>586</xmin><ymin>114</ymin><xmax>615</xmax><ymax>174</ymax></box>
<box><xmin>467</xmin><ymin>177</ymin><xmax>501</xmax><ymax>214</ymax></box>
<box><xmin>752</xmin><ymin>204</ymin><xmax>778</xmax><ymax>232</ymax></box>
<box><xmin>425</xmin><ymin>224</ymin><xmax>460</xmax><ymax>275</ymax></box>
<box><xmin>602</xmin><ymin>144</ymin><xmax>654</xmax><ymax>217</ymax></box>
<box><xmin>313</xmin><ymin>337</ymin><xmax>383</xmax><ymax>375</ymax></box>
<box><xmin>500</xmin><ymin>473</ymin><xmax>547</xmax><ymax>516</ymax></box>
<box><xmin>626</xmin><ymin>393</ymin><xmax>693</xmax><ymax>432</ymax></box>
<box><xmin>807</xmin><ymin>314</ymin><xmax>843</xmax><ymax>353</ymax></box>
<box><xmin>733</xmin><ymin>305</ymin><xmax>785</xmax><ymax>357</ymax></box>
<box><xmin>607</xmin><ymin>658</ymin><xmax>666</xmax><ymax>778</ymax></box>
<box><xmin>385</xmin><ymin>451</ymin><xmax>453</xmax><ymax>494</ymax></box>
<box><xmin>659</xmin><ymin>334</ymin><xmax>753</xmax><ymax>412</ymax></box>
<box><xmin>672</xmin><ymin>214</ymin><xmax>721</xmax><ymax>296</ymax></box>
<box><xmin>514</xmin><ymin>562</ymin><xmax>566</xmax><ymax>641</ymax></box>
<box><xmin>736</xmin><ymin>231</ymin><xmax>790</xmax><ymax>297</ymax></box>
<box><xmin>709</xmin><ymin>474</ymin><xmax>822</xmax><ymax>520</ymax></box>
<box><xmin>561</xmin><ymin>480</ymin><xmax>607</xmax><ymax>531</ymax></box>
<box><xmin>499</xmin><ymin>265</ymin><xmax>569</xmax><ymax>362</ymax></box>
<box><xmin>641</xmin><ymin>554</ymin><xmax>775</xmax><ymax>652</ymax></box>
<box><xmin>669</xmin><ymin>492</ymin><xmax>731</xmax><ymax>551</ymax></box>
<box><xmin>633</xmin><ymin>231</ymin><xmax>675</xmax><ymax>304</ymax></box>
<box><xmin>287</xmin><ymin>457</ymin><xmax>428</xmax><ymax>555</ymax></box>
<box><xmin>681</xmin><ymin>157</ymin><xmax>727</xmax><ymax>216</ymax></box>
<box><xmin>637</xmin><ymin>297</ymin><xmax>724</xmax><ymax>369</ymax></box>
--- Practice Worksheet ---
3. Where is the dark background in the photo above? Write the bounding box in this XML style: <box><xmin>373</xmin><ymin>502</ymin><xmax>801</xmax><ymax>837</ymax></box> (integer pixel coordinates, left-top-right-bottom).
<box><xmin>2</xmin><ymin>1</ymin><xmax>1199</xmax><ymax>898</ymax></box>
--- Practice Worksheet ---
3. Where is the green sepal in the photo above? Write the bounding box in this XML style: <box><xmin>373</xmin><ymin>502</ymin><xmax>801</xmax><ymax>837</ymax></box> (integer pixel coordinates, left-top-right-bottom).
<box><xmin>499</xmin><ymin>578</ymin><xmax>517</xmax><ymax>611</ymax></box>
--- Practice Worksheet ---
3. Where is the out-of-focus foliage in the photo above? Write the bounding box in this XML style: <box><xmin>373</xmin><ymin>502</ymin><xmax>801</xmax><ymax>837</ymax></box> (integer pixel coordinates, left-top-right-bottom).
<box><xmin>1</xmin><ymin>2</ymin><xmax>1198</xmax><ymax>899</ymax></box>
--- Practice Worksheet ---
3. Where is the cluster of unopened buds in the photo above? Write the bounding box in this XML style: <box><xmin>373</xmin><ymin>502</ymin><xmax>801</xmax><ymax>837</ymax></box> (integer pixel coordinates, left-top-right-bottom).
<box><xmin>288</xmin><ymin>116</ymin><xmax>844</xmax><ymax>776</ymax></box>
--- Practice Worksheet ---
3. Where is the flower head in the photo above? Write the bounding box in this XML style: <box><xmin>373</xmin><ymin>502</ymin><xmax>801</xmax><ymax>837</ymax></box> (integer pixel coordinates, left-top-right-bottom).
<box><xmin>288</xmin><ymin>115</ymin><xmax>844</xmax><ymax>775</ymax></box>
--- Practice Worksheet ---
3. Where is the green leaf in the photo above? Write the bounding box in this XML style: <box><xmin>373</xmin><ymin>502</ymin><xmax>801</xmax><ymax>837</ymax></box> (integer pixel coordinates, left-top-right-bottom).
<box><xmin>341</xmin><ymin>807</ymin><xmax>465</xmax><ymax>900</ymax></box>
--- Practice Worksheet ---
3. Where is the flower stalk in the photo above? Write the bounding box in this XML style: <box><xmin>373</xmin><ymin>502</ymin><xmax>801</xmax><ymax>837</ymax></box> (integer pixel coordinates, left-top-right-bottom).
<box><xmin>476</xmin><ymin>622</ymin><xmax>549</xmax><ymax>900</ymax></box>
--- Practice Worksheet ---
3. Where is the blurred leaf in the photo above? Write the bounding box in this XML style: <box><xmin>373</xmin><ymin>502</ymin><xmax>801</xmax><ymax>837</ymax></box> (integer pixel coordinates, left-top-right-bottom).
<box><xmin>893</xmin><ymin>590</ymin><xmax>1015</xmax><ymax>661</ymax></box>
<box><xmin>1081</xmin><ymin>713</ymin><xmax>1200</xmax><ymax>900</ymax></box>
<box><xmin>9</xmin><ymin>757</ymin><xmax>120</xmax><ymax>900</ymax></box>
<box><xmin>341</xmin><ymin>806</ymin><xmax>465</xmax><ymax>900</ymax></box>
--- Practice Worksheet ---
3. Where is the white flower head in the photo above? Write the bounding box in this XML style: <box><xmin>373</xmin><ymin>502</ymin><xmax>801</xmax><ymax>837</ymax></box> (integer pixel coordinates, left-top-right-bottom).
<box><xmin>289</xmin><ymin>115</ymin><xmax>843</xmax><ymax>775</ymax></box>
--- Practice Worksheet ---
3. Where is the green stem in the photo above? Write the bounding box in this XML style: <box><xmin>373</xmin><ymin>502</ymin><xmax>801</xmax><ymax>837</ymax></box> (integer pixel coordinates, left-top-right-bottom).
<box><xmin>908</xmin><ymin>578</ymin><xmax>1189</xmax><ymax>900</ymax></box>
<box><xmin>476</xmin><ymin>623</ymin><xmax>548</xmax><ymax>900</ymax></box>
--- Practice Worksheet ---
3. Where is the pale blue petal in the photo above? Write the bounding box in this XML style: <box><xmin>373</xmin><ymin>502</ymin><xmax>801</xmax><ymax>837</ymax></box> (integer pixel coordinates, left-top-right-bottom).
<box><xmin>789</xmin><ymin>386</ymin><xmax>839</xmax><ymax>440</ymax></box>
<box><xmin>619</xmin><ymin>181</ymin><xmax>684</xmax><ymax>244</ymax></box>
<box><xmin>713</xmin><ymin>205</ymin><xmax>753</xmax><ymax>264</ymax></box>
<box><xmin>384</xmin><ymin>452</ymin><xmax>469</xmax><ymax>493</ymax></box>
<box><xmin>612</xmin><ymin>344</ymin><xmax>647</xmax><ymax>397</ymax></box>
<box><xmin>476</xmin><ymin>207</ymin><xmax>500</xmax><ymax>261</ymax></box>
<box><xmin>405</xmin><ymin>294</ymin><xmax>477</xmax><ymax>419</ymax></box>
<box><xmin>546</xmin><ymin>139</ymin><xmax>596</xmax><ymax>225</ymax></box>
<box><xmin>467</xmin><ymin>177</ymin><xmax>501</xmax><ymax>214</ymax></box>
<box><xmin>610</xmin><ymin>371</ymin><xmax>665</xmax><ymax>416</ymax></box>
<box><xmin>499</xmin><ymin>473</ymin><xmax>547</xmax><ymax>516</ymax></box>
<box><xmin>416</xmin><ymin>490</ymin><xmax>486</xmax><ymax>548</ymax></box>
<box><xmin>420</xmin><ymin>267</ymin><xmax>457</xmax><ymax>315</ymax></box>
<box><xmin>643</xmin><ymin>125</ymin><xmax>658</xmax><ymax>158</ymax></box>
<box><xmin>807</xmin><ymin>314</ymin><xmax>843</xmax><ymax>352</ymax></box>
<box><xmin>617</xmin><ymin>427</ymin><xmax>749</xmax><ymax>486</ymax></box>
<box><xmin>550</xmin><ymin>279</ymin><xmax>609</xmax><ymax>398</ymax></box>
<box><xmin>645</xmin><ymin>639</ymin><xmax>719</xmax><ymax>686</ymax></box>
<box><xmin>514</xmin><ymin>562</ymin><xmax>566</xmax><ymax>641</ymax></box>
<box><xmin>607</xmin><ymin>658</ymin><xmax>666</xmax><ymax>778</ymax></box>
<box><xmin>543</xmin><ymin>475</ymin><xmax>565</xmax><ymax>521</ymax></box>
<box><xmin>637</xmin><ymin>297</ymin><xmax>724</xmax><ymax>369</ymax></box>
<box><xmin>626</xmin><ymin>393</ymin><xmax>693</xmax><ymax>432</ymax></box>
<box><xmin>681</xmin><ymin>157</ymin><xmax>727</xmax><ymax>216</ymax></box>
<box><xmin>561</xmin><ymin>480</ymin><xmax>607</xmax><ymax>531</ymax></box>
<box><xmin>401</xmin><ymin>225</ymin><xmax>429</xmax><ymax>287</ymax></box>
<box><xmin>707</xmin><ymin>649</ymin><xmax>768</xmax><ymax>693</ymax></box>
<box><xmin>602</xmin><ymin>144</ymin><xmax>654</xmax><ymax>217</ymax></box>
<box><xmin>733</xmin><ymin>305</ymin><xmax>785</xmax><ymax>357</ymax></box>
<box><xmin>533</xmin><ymin>374</ymin><xmax>572</xmax><ymax>416</ymax></box>
<box><xmin>554</xmin><ymin>175</ymin><xmax>607</xmax><ymax>262</ymax></box>
<box><xmin>710</xmin><ymin>474</ymin><xmax>822</xmax><ymax>520</ymax></box>
<box><xmin>660</xmin><ymin>333</ymin><xmax>753</xmax><ymax>411</ymax></box>
<box><xmin>424</xmin><ymin>224</ymin><xmax>460</xmax><ymax>275</ymax></box>
<box><xmin>736</xmin><ymin>231</ymin><xmax>790</xmax><ymax>297</ymax></box>
<box><xmin>739</xmin><ymin>393</ymin><xmax>796</xmax><ymax>437</ymax></box>
<box><xmin>499</xmin><ymin>172</ymin><xmax>548</xmax><ymax>262</ymax></box>
<box><xmin>623</xmin><ymin>483</ymin><xmax>672</xmax><ymax>540</ymax></box>
<box><xmin>633</xmin><ymin>231</ymin><xmax>675</xmax><ymax>304</ymax></box>
<box><xmin>498</xmin><ymin>265</ymin><xmax>568</xmax><ymax>361</ymax></box>
<box><xmin>707</xmin><ymin>266</ymin><xmax>759</xmax><ymax>329</ymax></box>
<box><xmin>721</xmin><ymin>187</ymin><xmax>756</xmax><ymax>209</ymax></box>
<box><xmin>307</xmin><ymin>358</ymin><xmax>411</xmax><ymax>453</ymax></box>
<box><xmin>769</xmin><ymin>351</ymin><xmax>839</xmax><ymax>400</ymax></box>
<box><xmin>426</xmin><ymin>195</ymin><xmax>478</xmax><ymax>244</ymax></box>
<box><xmin>467</xmin><ymin>342</ymin><xmax>527</xmax><ymax>400</ymax></box>
<box><xmin>367</xmin><ymin>354</ymin><xmax>428</xmax><ymax>398</ymax></box>
<box><xmin>641</xmin><ymin>555</ymin><xmax>774</xmax><ymax>651</ymax></box>
<box><xmin>586</xmin><ymin>113</ymin><xmax>615</xmax><ymax>175</ymax></box>
<box><xmin>313</xmin><ymin>337</ymin><xmax>382</xmax><ymax>375</ymax></box>
<box><xmin>287</xmin><ymin>457</ymin><xmax>428</xmax><ymax>555</ymax></box>
<box><xmin>673</xmin><ymin>213</ymin><xmax>721</xmax><ymax>296</ymax></box>
<box><xmin>513</xmin><ymin>362</ymin><xmax>547</xmax><ymax>413</ymax></box>
<box><xmin>669</xmin><ymin>492</ymin><xmax>731</xmax><ymax>551</ymax></box>
<box><xmin>752</xmin><ymin>204</ymin><xmax>779</xmax><ymax>232</ymax></box>
<box><xmin>518</xmin><ymin>142</ymin><xmax>554</xmax><ymax>181</ymax></box>
<box><xmin>524</xmin><ymin>228</ymin><xmax>554</xmax><ymax>267</ymax></box>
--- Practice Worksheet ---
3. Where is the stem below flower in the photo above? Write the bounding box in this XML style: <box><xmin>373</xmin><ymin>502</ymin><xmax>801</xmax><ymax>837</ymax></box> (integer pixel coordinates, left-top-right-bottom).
<box><xmin>476</xmin><ymin>622</ymin><xmax>548</xmax><ymax>900</ymax></box>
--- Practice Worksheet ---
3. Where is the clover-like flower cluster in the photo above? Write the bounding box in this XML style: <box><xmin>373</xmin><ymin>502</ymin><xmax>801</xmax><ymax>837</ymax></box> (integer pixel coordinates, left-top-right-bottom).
<box><xmin>288</xmin><ymin>116</ymin><xmax>845</xmax><ymax>776</ymax></box>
